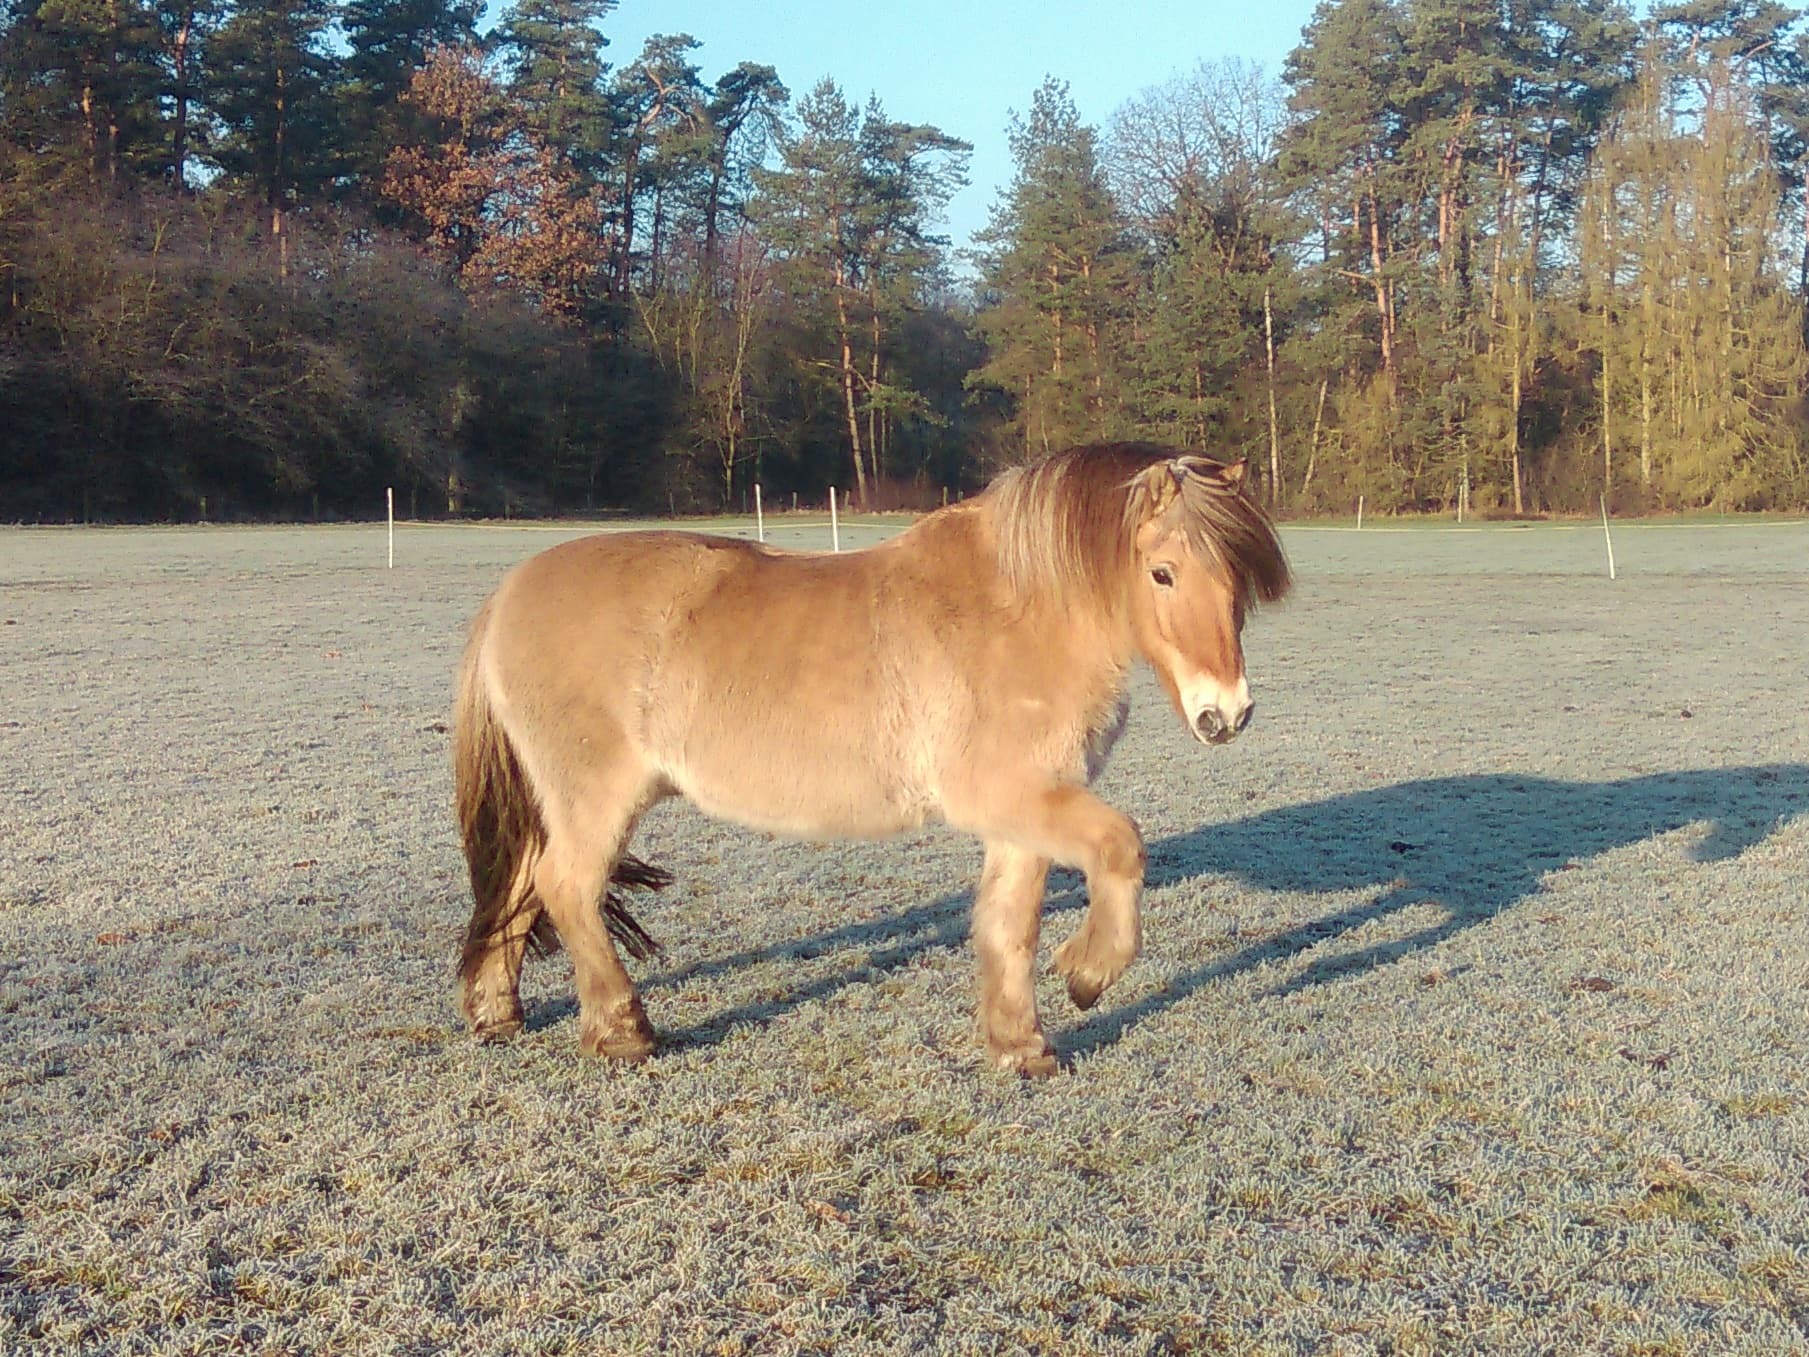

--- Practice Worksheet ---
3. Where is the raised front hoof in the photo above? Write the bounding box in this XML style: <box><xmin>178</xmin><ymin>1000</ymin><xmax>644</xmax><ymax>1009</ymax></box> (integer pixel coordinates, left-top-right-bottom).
<box><xmin>1063</xmin><ymin>972</ymin><xmax>1106</xmax><ymax>1011</ymax></box>
<box><xmin>1052</xmin><ymin>932</ymin><xmax>1124</xmax><ymax>1012</ymax></box>
<box><xmin>580</xmin><ymin>1004</ymin><xmax>657</xmax><ymax>1063</ymax></box>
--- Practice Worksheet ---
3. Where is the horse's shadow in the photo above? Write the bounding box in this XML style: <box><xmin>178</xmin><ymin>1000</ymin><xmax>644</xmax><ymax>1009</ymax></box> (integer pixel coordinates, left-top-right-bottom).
<box><xmin>534</xmin><ymin>764</ymin><xmax>1809</xmax><ymax>1059</ymax></box>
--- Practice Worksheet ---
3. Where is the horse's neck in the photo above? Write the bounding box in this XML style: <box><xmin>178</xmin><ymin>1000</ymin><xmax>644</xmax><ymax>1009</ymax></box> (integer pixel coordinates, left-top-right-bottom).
<box><xmin>954</xmin><ymin>496</ymin><xmax>1137</xmax><ymax>696</ymax></box>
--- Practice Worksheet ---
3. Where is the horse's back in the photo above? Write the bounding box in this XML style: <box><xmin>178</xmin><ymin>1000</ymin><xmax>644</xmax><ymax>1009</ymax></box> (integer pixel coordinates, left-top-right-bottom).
<box><xmin>483</xmin><ymin>530</ymin><xmax>718</xmax><ymax>707</ymax></box>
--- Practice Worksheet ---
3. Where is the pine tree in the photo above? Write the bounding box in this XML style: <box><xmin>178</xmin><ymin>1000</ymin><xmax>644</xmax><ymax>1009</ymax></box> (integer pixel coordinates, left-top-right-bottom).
<box><xmin>697</xmin><ymin>62</ymin><xmax>786</xmax><ymax>269</ymax></box>
<box><xmin>751</xmin><ymin>80</ymin><xmax>966</xmax><ymax>501</ymax></box>
<box><xmin>205</xmin><ymin>0</ymin><xmax>340</xmax><ymax>272</ymax></box>
<box><xmin>492</xmin><ymin>0</ymin><xmax>612</xmax><ymax>173</ymax></box>
<box><xmin>608</xmin><ymin>33</ymin><xmax>704</xmax><ymax>295</ymax></box>
<box><xmin>971</xmin><ymin>77</ymin><xmax>1129</xmax><ymax>459</ymax></box>
<box><xmin>0</xmin><ymin>0</ymin><xmax>164</xmax><ymax>181</ymax></box>
<box><xmin>153</xmin><ymin>0</ymin><xmax>222</xmax><ymax>187</ymax></box>
<box><xmin>1280</xmin><ymin>0</ymin><xmax>1408</xmax><ymax>385</ymax></box>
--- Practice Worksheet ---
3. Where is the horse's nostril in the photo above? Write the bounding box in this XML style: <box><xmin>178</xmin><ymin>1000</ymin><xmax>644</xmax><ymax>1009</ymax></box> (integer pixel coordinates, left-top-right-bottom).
<box><xmin>1196</xmin><ymin>708</ymin><xmax>1227</xmax><ymax>740</ymax></box>
<box><xmin>1234</xmin><ymin>701</ymin><xmax>1254</xmax><ymax>734</ymax></box>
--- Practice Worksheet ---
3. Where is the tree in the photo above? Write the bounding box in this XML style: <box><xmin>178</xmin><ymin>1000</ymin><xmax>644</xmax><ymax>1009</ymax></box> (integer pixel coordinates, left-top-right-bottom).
<box><xmin>0</xmin><ymin>0</ymin><xmax>164</xmax><ymax>181</ymax></box>
<box><xmin>607</xmin><ymin>33</ymin><xmax>706</xmax><ymax>296</ymax></box>
<box><xmin>854</xmin><ymin>105</ymin><xmax>969</xmax><ymax>482</ymax></box>
<box><xmin>1579</xmin><ymin>38</ymin><xmax>1807</xmax><ymax>509</ymax></box>
<box><xmin>752</xmin><ymin>79</ymin><xmax>968</xmax><ymax>503</ymax></box>
<box><xmin>205</xmin><ymin>0</ymin><xmax>340</xmax><ymax>273</ymax></box>
<box><xmin>339</xmin><ymin>0</ymin><xmax>480</xmax><ymax>184</ymax></box>
<box><xmin>382</xmin><ymin>45</ymin><xmax>605</xmax><ymax>318</ymax></box>
<box><xmin>1275</xmin><ymin>0</ymin><xmax>1643</xmax><ymax>511</ymax></box>
<box><xmin>491</xmin><ymin>0</ymin><xmax>612</xmax><ymax>170</ymax></box>
<box><xmin>698</xmin><ymin>62</ymin><xmax>787</xmax><ymax>268</ymax></box>
<box><xmin>1108</xmin><ymin>59</ymin><xmax>1297</xmax><ymax>496</ymax></box>
<box><xmin>636</xmin><ymin>226</ymin><xmax>776</xmax><ymax>502</ymax></box>
<box><xmin>381</xmin><ymin>43</ymin><xmax>513</xmax><ymax>272</ymax></box>
<box><xmin>1280</xmin><ymin>0</ymin><xmax>1408</xmax><ymax>386</ymax></box>
<box><xmin>153</xmin><ymin>0</ymin><xmax>222</xmax><ymax>187</ymax></box>
<box><xmin>971</xmin><ymin>78</ymin><xmax>1129</xmax><ymax>460</ymax></box>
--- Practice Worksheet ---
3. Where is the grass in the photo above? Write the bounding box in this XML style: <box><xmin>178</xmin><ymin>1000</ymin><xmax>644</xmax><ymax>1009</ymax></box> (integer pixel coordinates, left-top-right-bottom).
<box><xmin>1</xmin><ymin>518</ymin><xmax>1808</xmax><ymax>1353</ymax></box>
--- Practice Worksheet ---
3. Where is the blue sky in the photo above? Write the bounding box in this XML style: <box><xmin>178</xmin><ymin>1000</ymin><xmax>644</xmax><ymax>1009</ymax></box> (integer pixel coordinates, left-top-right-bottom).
<box><xmin>598</xmin><ymin>0</ymin><xmax>1322</xmax><ymax>255</ymax></box>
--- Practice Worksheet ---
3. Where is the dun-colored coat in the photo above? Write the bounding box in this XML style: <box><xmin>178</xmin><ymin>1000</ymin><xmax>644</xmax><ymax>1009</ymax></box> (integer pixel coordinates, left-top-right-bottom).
<box><xmin>453</xmin><ymin>442</ymin><xmax>1291</xmax><ymax>1074</ymax></box>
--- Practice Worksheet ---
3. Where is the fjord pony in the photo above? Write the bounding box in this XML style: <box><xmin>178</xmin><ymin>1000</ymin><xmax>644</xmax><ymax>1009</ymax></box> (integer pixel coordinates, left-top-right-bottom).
<box><xmin>454</xmin><ymin>443</ymin><xmax>1291</xmax><ymax>1074</ymax></box>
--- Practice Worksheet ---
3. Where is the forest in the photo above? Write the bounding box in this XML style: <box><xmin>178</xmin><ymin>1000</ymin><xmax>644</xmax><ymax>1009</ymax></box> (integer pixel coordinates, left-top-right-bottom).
<box><xmin>2</xmin><ymin>0</ymin><xmax>1807</xmax><ymax>521</ymax></box>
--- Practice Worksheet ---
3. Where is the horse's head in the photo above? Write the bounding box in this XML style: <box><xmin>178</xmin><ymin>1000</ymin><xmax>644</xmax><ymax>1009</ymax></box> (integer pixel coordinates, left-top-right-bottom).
<box><xmin>1126</xmin><ymin>456</ymin><xmax>1289</xmax><ymax>745</ymax></box>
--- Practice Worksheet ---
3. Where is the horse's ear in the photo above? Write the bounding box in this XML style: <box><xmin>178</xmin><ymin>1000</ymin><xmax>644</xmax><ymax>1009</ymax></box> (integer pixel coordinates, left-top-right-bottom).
<box><xmin>1137</xmin><ymin>461</ymin><xmax>1183</xmax><ymax>516</ymax></box>
<box><xmin>1218</xmin><ymin>459</ymin><xmax>1248</xmax><ymax>491</ymax></box>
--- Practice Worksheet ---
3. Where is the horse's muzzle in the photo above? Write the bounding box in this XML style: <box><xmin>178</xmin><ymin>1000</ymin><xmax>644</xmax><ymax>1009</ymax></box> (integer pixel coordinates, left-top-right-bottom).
<box><xmin>1195</xmin><ymin>701</ymin><xmax>1254</xmax><ymax>745</ymax></box>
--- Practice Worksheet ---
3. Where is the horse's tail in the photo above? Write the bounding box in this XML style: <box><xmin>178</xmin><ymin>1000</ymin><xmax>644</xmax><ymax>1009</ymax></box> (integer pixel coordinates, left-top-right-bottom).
<box><xmin>453</xmin><ymin>598</ymin><xmax>542</xmax><ymax>985</ymax></box>
<box><xmin>453</xmin><ymin>599</ymin><xmax>670</xmax><ymax>988</ymax></box>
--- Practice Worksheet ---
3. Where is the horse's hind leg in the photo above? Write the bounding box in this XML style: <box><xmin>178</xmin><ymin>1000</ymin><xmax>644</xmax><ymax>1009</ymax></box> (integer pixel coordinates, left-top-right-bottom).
<box><xmin>536</xmin><ymin>772</ymin><xmax>662</xmax><ymax>1061</ymax></box>
<box><xmin>462</xmin><ymin>856</ymin><xmax>539</xmax><ymax>1041</ymax></box>
<box><xmin>973</xmin><ymin>841</ymin><xmax>1056</xmax><ymax>1077</ymax></box>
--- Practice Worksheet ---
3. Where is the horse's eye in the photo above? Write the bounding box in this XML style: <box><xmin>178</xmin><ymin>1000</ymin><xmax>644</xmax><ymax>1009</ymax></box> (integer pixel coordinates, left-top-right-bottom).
<box><xmin>1151</xmin><ymin>566</ymin><xmax>1175</xmax><ymax>588</ymax></box>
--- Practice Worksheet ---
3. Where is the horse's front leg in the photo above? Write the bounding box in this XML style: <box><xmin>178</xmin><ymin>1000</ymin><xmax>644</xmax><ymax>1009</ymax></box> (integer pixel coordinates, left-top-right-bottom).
<box><xmin>1036</xmin><ymin>786</ymin><xmax>1145</xmax><ymax>1011</ymax></box>
<box><xmin>973</xmin><ymin>841</ymin><xmax>1056</xmax><ymax>1076</ymax></box>
<box><xmin>956</xmin><ymin>782</ymin><xmax>1146</xmax><ymax>1014</ymax></box>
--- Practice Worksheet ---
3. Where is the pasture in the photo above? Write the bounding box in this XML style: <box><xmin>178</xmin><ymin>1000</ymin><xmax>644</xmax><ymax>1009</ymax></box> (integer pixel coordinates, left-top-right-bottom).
<box><xmin>3</xmin><ymin>514</ymin><xmax>1808</xmax><ymax>1355</ymax></box>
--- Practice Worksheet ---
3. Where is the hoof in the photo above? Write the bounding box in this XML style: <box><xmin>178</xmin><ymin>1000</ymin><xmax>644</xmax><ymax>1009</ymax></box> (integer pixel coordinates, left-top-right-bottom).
<box><xmin>989</xmin><ymin>1038</ymin><xmax>1059</xmax><ymax>1079</ymax></box>
<box><xmin>580</xmin><ymin>1000</ymin><xmax>656</xmax><ymax>1063</ymax></box>
<box><xmin>1052</xmin><ymin>924</ymin><xmax>1128</xmax><ymax>1012</ymax></box>
<box><xmin>1063</xmin><ymin>972</ymin><xmax>1105</xmax><ymax>1011</ymax></box>
<box><xmin>583</xmin><ymin>1032</ymin><xmax>656</xmax><ymax>1063</ymax></box>
<box><xmin>1010</xmin><ymin>1051</ymin><xmax>1061</xmax><ymax>1079</ymax></box>
<box><xmin>462</xmin><ymin>986</ymin><xmax>524</xmax><ymax>1042</ymax></box>
<box><xmin>470</xmin><ymin>1017</ymin><xmax>524</xmax><ymax>1044</ymax></box>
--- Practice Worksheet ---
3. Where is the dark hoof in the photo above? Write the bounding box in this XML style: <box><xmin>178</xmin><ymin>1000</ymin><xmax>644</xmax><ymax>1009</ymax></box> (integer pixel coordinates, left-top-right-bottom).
<box><xmin>471</xmin><ymin>1018</ymin><xmax>524</xmax><ymax>1044</ymax></box>
<box><xmin>580</xmin><ymin>1002</ymin><xmax>657</xmax><ymax>1062</ymax></box>
<box><xmin>1013</xmin><ymin>1051</ymin><xmax>1060</xmax><ymax>1078</ymax></box>
<box><xmin>1064</xmin><ymin>973</ymin><xmax>1104</xmax><ymax>1011</ymax></box>
<box><xmin>583</xmin><ymin>1033</ymin><xmax>656</xmax><ymax>1063</ymax></box>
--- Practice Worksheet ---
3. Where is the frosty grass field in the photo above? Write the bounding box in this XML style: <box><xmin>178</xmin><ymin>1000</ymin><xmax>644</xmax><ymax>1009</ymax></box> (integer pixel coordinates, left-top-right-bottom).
<box><xmin>3</xmin><ymin>511</ymin><xmax>1808</xmax><ymax>1356</ymax></box>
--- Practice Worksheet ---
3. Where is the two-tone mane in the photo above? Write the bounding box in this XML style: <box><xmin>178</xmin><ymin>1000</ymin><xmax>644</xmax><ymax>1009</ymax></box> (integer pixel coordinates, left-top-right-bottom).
<box><xmin>987</xmin><ymin>442</ymin><xmax>1292</xmax><ymax>613</ymax></box>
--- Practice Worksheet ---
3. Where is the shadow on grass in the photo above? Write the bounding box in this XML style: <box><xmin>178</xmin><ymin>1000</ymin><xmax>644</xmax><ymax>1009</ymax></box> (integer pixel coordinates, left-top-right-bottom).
<box><xmin>545</xmin><ymin>764</ymin><xmax>1809</xmax><ymax>1056</ymax></box>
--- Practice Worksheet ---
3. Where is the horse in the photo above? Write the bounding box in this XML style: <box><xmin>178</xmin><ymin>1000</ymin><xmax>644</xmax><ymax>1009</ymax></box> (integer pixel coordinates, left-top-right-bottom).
<box><xmin>452</xmin><ymin>442</ymin><xmax>1292</xmax><ymax>1076</ymax></box>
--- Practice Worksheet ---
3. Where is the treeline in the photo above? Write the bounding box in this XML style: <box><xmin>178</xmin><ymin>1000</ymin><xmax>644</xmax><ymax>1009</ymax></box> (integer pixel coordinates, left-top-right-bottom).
<box><xmin>978</xmin><ymin>3</ymin><xmax>1809</xmax><ymax>514</ymax></box>
<box><xmin>3</xmin><ymin>0</ymin><xmax>1808</xmax><ymax>521</ymax></box>
<box><xmin>0</xmin><ymin>0</ymin><xmax>984</xmax><ymax>519</ymax></box>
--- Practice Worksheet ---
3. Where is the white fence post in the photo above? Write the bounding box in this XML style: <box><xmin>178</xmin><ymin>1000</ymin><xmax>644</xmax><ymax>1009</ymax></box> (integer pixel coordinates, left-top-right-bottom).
<box><xmin>1600</xmin><ymin>494</ymin><xmax>1616</xmax><ymax>580</ymax></box>
<box><xmin>829</xmin><ymin>487</ymin><xmax>840</xmax><ymax>553</ymax></box>
<box><xmin>387</xmin><ymin>487</ymin><xmax>394</xmax><ymax>569</ymax></box>
<box><xmin>754</xmin><ymin>483</ymin><xmax>764</xmax><ymax>543</ymax></box>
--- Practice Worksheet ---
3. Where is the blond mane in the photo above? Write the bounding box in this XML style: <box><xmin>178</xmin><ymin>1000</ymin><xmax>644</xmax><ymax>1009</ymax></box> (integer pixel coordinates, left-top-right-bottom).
<box><xmin>987</xmin><ymin>442</ymin><xmax>1292</xmax><ymax>614</ymax></box>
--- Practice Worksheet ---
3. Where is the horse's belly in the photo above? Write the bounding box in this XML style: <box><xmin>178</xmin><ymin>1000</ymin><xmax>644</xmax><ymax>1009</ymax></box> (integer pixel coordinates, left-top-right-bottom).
<box><xmin>666</xmin><ymin>751</ymin><xmax>931</xmax><ymax>841</ymax></box>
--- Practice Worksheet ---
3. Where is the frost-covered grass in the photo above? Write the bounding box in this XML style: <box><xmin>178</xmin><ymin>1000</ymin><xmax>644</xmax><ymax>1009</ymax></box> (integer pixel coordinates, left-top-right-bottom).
<box><xmin>3</xmin><ymin>517</ymin><xmax>1808</xmax><ymax>1355</ymax></box>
